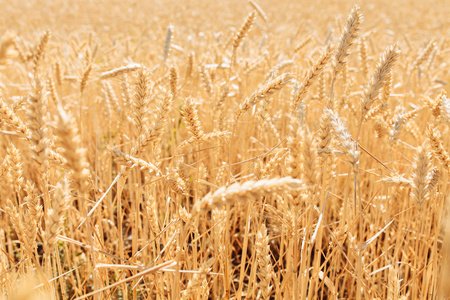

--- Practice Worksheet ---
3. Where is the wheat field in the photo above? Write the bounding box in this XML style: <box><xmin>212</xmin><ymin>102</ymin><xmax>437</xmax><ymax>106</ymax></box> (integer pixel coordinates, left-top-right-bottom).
<box><xmin>0</xmin><ymin>0</ymin><xmax>449</xmax><ymax>299</ymax></box>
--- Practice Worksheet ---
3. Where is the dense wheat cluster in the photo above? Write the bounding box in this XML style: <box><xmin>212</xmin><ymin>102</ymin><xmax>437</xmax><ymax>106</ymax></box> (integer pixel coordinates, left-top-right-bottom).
<box><xmin>0</xmin><ymin>0</ymin><xmax>449</xmax><ymax>299</ymax></box>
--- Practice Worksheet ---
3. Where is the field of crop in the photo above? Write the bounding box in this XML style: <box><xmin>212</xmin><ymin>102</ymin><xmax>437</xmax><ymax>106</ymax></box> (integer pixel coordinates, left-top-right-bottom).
<box><xmin>0</xmin><ymin>0</ymin><xmax>449</xmax><ymax>299</ymax></box>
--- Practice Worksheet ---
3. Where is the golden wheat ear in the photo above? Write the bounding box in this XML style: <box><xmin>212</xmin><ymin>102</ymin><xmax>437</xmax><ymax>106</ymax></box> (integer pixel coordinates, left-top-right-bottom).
<box><xmin>411</xmin><ymin>145</ymin><xmax>431</xmax><ymax>207</ymax></box>
<box><xmin>291</xmin><ymin>45</ymin><xmax>334</xmax><ymax>110</ymax></box>
<box><xmin>325</xmin><ymin>108</ymin><xmax>359</xmax><ymax>164</ymax></box>
<box><xmin>235</xmin><ymin>73</ymin><xmax>291</xmax><ymax>122</ymax></box>
<box><xmin>56</xmin><ymin>105</ymin><xmax>90</xmax><ymax>194</ymax></box>
<box><xmin>333</xmin><ymin>5</ymin><xmax>363</xmax><ymax>78</ymax></box>
<box><xmin>191</xmin><ymin>177</ymin><xmax>305</xmax><ymax>216</ymax></box>
<box><xmin>132</xmin><ymin>66</ymin><xmax>151</xmax><ymax>137</ymax></box>
<box><xmin>99</xmin><ymin>63</ymin><xmax>140</xmax><ymax>80</ymax></box>
<box><xmin>360</xmin><ymin>45</ymin><xmax>400</xmax><ymax>121</ymax></box>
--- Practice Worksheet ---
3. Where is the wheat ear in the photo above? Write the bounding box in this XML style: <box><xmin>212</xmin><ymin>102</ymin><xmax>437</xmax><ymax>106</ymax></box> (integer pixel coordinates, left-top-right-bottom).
<box><xmin>32</xmin><ymin>31</ymin><xmax>50</xmax><ymax>76</ymax></box>
<box><xmin>235</xmin><ymin>73</ymin><xmax>291</xmax><ymax>122</ymax></box>
<box><xmin>191</xmin><ymin>177</ymin><xmax>304</xmax><ymax>215</ymax></box>
<box><xmin>43</xmin><ymin>179</ymin><xmax>71</xmax><ymax>255</ymax></box>
<box><xmin>146</xmin><ymin>196</ymin><xmax>160</xmax><ymax>234</ymax></box>
<box><xmin>433</xmin><ymin>92</ymin><xmax>450</xmax><ymax>126</ymax></box>
<box><xmin>23</xmin><ymin>180</ymin><xmax>42</xmax><ymax>227</ymax></box>
<box><xmin>185</xmin><ymin>51</ymin><xmax>195</xmax><ymax>80</ymax></box>
<box><xmin>132</xmin><ymin>66</ymin><xmax>152</xmax><ymax>137</ymax></box>
<box><xmin>103</xmin><ymin>81</ymin><xmax>121</xmax><ymax>119</ymax></box>
<box><xmin>0</xmin><ymin>96</ymin><xmax>31</xmax><ymax>139</ymax></box>
<box><xmin>256</xmin><ymin>224</ymin><xmax>273</xmax><ymax>299</ymax></box>
<box><xmin>426</xmin><ymin>125</ymin><xmax>450</xmax><ymax>173</ymax></box>
<box><xmin>99</xmin><ymin>63</ymin><xmax>140</xmax><ymax>80</ymax></box>
<box><xmin>27</xmin><ymin>78</ymin><xmax>49</xmax><ymax>173</ymax></box>
<box><xmin>232</xmin><ymin>11</ymin><xmax>257</xmax><ymax>67</ymax></box>
<box><xmin>333</xmin><ymin>5</ymin><xmax>363</xmax><ymax>78</ymax></box>
<box><xmin>182</xmin><ymin>258</ymin><xmax>216</xmax><ymax>298</ymax></box>
<box><xmin>359</xmin><ymin>36</ymin><xmax>369</xmax><ymax>80</ymax></box>
<box><xmin>133</xmin><ymin>92</ymin><xmax>173</xmax><ymax>154</ymax></box>
<box><xmin>326</xmin><ymin>108</ymin><xmax>360</xmax><ymax>163</ymax></box>
<box><xmin>387</xmin><ymin>267</ymin><xmax>400</xmax><ymax>300</ymax></box>
<box><xmin>56</xmin><ymin>106</ymin><xmax>90</xmax><ymax>193</ymax></box>
<box><xmin>248</xmin><ymin>0</ymin><xmax>267</xmax><ymax>22</ymax></box>
<box><xmin>360</xmin><ymin>45</ymin><xmax>400</xmax><ymax>121</ymax></box>
<box><xmin>177</xmin><ymin>130</ymin><xmax>231</xmax><ymax>151</ymax></box>
<box><xmin>412</xmin><ymin>40</ymin><xmax>436</xmax><ymax>70</ymax></box>
<box><xmin>293</xmin><ymin>35</ymin><xmax>312</xmax><ymax>54</ymax></box>
<box><xmin>199</xmin><ymin>65</ymin><xmax>214</xmax><ymax>98</ymax></box>
<box><xmin>291</xmin><ymin>45</ymin><xmax>333</xmax><ymax>110</ymax></box>
<box><xmin>6</xmin><ymin>143</ymin><xmax>24</xmax><ymax>195</ymax></box>
<box><xmin>301</xmin><ymin>128</ymin><xmax>318</xmax><ymax>186</ymax></box>
<box><xmin>181</xmin><ymin>98</ymin><xmax>205</xmax><ymax>141</ymax></box>
<box><xmin>80</xmin><ymin>63</ymin><xmax>92</xmax><ymax>94</ymax></box>
<box><xmin>5</xmin><ymin>199</ymin><xmax>37</xmax><ymax>259</ymax></box>
<box><xmin>163</xmin><ymin>24</ymin><xmax>174</xmax><ymax>62</ymax></box>
<box><xmin>111</xmin><ymin>148</ymin><xmax>161</xmax><ymax>176</ymax></box>
<box><xmin>316</xmin><ymin>112</ymin><xmax>333</xmax><ymax>159</ymax></box>
<box><xmin>169</xmin><ymin>64</ymin><xmax>178</xmax><ymax>95</ymax></box>
<box><xmin>232</xmin><ymin>11</ymin><xmax>257</xmax><ymax>51</ymax></box>
<box><xmin>411</xmin><ymin>146</ymin><xmax>430</xmax><ymax>206</ymax></box>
